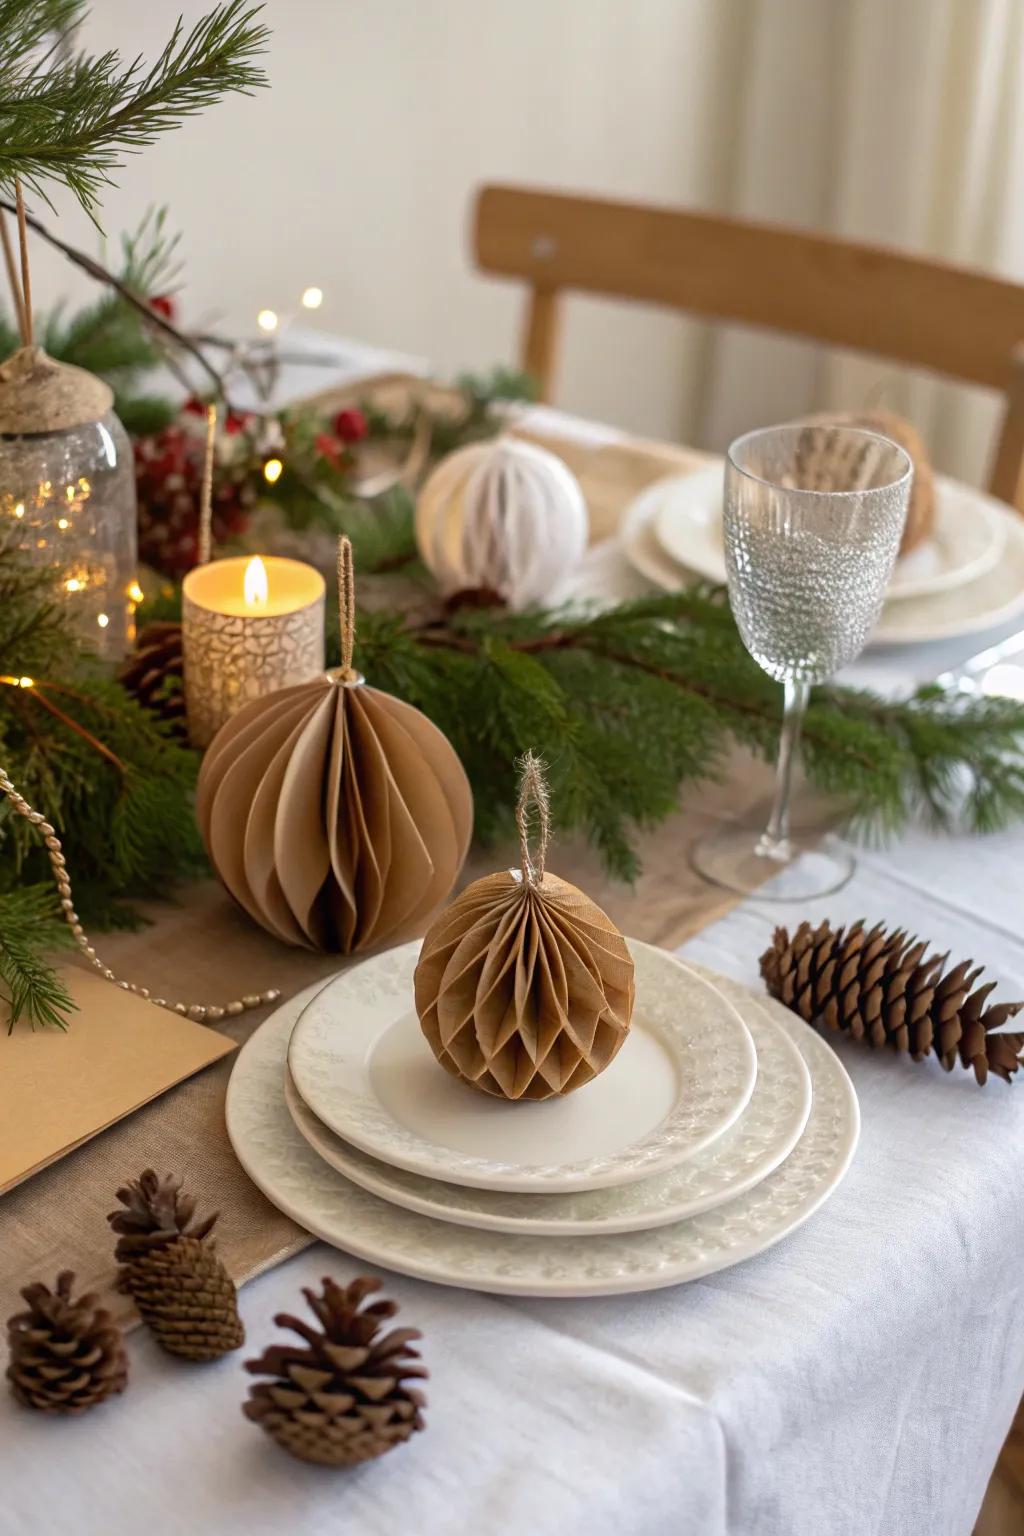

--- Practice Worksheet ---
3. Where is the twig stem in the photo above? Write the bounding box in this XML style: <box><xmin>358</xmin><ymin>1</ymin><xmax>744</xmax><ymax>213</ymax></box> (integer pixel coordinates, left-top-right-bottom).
<box><xmin>197</xmin><ymin>403</ymin><xmax>217</xmax><ymax>566</ymax></box>
<box><xmin>13</xmin><ymin>181</ymin><xmax>32</xmax><ymax>347</ymax></box>
<box><xmin>0</xmin><ymin>195</ymin><xmax>230</xmax><ymax>403</ymax></box>
<box><xmin>0</xmin><ymin>209</ymin><xmax>27</xmax><ymax>342</ymax></box>
<box><xmin>337</xmin><ymin>536</ymin><xmax>357</xmax><ymax>678</ymax></box>
<box><xmin>516</xmin><ymin>750</ymin><xmax>550</xmax><ymax>886</ymax></box>
<box><xmin>27</xmin><ymin>686</ymin><xmax>125</xmax><ymax>772</ymax></box>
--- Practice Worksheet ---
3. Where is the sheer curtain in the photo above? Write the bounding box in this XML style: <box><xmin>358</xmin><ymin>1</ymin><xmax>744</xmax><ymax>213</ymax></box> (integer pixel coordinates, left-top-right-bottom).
<box><xmin>698</xmin><ymin>0</ymin><xmax>1024</xmax><ymax>486</ymax></box>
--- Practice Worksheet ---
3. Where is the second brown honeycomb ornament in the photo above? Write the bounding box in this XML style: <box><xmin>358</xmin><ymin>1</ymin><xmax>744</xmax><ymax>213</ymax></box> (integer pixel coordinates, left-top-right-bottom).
<box><xmin>414</xmin><ymin>752</ymin><xmax>635</xmax><ymax>1100</ymax></box>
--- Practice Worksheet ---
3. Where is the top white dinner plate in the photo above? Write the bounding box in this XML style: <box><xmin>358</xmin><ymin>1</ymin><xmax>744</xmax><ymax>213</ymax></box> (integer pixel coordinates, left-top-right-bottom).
<box><xmin>652</xmin><ymin>463</ymin><xmax>1006</xmax><ymax>602</ymax></box>
<box><xmin>287</xmin><ymin>938</ymin><xmax>757</xmax><ymax>1194</ymax></box>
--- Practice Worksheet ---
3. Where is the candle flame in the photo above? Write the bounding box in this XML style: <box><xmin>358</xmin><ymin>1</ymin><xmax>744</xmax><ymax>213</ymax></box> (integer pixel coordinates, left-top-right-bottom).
<box><xmin>244</xmin><ymin>555</ymin><xmax>269</xmax><ymax>609</ymax></box>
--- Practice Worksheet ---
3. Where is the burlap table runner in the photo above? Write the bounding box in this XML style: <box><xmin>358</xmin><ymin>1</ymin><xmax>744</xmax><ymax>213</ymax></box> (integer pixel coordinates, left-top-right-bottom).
<box><xmin>0</xmin><ymin>423</ymin><xmax>774</xmax><ymax>1330</ymax></box>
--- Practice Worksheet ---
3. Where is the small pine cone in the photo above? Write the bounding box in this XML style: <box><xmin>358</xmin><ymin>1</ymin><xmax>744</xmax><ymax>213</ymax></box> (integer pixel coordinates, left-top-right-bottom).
<box><xmin>760</xmin><ymin>919</ymin><xmax>1024</xmax><ymax>1085</ymax></box>
<box><xmin>244</xmin><ymin>1276</ymin><xmax>427</xmax><ymax>1467</ymax></box>
<box><xmin>116</xmin><ymin>621</ymin><xmax>186</xmax><ymax>739</ymax></box>
<box><xmin>7</xmin><ymin>1270</ymin><xmax>127</xmax><ymax>1414</ymax></box>
<box><xmin>108</xmin><ymin>1170</ymin><xmax>243</xmax><ymax>1361</ymax></box>
<box><xmin>120</xmin><ymin>1237</ymin><xmax>245</xmax><ymax>1361</ymax></box>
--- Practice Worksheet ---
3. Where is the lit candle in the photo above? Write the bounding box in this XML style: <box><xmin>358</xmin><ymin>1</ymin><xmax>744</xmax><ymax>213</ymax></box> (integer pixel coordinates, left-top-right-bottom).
<box><xmin>181</xmin><ymin>554</ymin><xmax>325</xmax><ymax>748</ymax></box>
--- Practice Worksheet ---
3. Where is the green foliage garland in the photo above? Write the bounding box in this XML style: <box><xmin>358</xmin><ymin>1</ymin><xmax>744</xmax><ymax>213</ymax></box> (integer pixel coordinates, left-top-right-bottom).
<box><xmin>351</xmin><ymin>587</ymin><xmax>1024</xmax><ymax>881</ymax></box>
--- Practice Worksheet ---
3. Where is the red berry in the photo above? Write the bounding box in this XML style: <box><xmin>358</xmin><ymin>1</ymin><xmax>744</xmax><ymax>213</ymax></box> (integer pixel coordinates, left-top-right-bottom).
<box><xmin>314</xmin><ymin>431</ymin><xmax>345</xmax><ymax>469</ymax></box>
<box><xmin>333</xmin><ymin>407</ymin><xmax>368</xmax><ymax>444</ymax></box>
<box><xmin>149</xmin><ymin>294</ymin><xmax>177</xmax><ymax>321</ymax></box>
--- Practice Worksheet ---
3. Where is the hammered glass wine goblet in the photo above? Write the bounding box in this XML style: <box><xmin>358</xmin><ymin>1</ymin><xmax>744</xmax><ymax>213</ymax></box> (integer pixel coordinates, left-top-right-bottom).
<box><xmin>690</xmin><ymin>423</ymin><xmax>913</xmax><ymax>900</ymax></box>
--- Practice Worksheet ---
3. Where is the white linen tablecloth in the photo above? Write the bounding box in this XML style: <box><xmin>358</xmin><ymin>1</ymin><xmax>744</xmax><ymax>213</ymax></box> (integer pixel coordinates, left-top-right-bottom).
<box><xmin>2</xmin><ymin>381</ymin><xmax>1023</xmax><ymax>1536</ymax></box>
<box><xmin>4</xmin><ymin>846</ymin><xmax>1022</xmax><ymax>1536</ymax></box>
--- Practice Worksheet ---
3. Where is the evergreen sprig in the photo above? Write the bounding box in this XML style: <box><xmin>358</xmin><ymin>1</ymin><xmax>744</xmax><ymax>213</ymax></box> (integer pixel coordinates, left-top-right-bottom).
<box><xmin>354</xmin><ymin>588</ymin><xmax>1024</xmax><ymax>881</ymax></box>
<box><xmin>0</xmin><ymin>1</ymin><xmax>269</xmax><ymax>220</ymax></box>
<box><xmin>0</xmin><ymin>884</ymin><xmax>75</xmax><ymax>1033</ymax></box>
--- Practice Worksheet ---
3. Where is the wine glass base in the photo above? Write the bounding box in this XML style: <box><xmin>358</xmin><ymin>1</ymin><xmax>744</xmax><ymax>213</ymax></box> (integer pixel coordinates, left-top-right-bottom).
<box><xmin>689</xmin><ymin>825</ymin><xmax>855</xmax><ymax>901</ymax></box>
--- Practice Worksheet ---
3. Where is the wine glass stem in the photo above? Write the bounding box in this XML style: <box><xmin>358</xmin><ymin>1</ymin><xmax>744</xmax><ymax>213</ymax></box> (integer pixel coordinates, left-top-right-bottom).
<box><xmin>763</xmin><ymin>679</ymin><xmax>810</xmax><ymax>851</ymax></box>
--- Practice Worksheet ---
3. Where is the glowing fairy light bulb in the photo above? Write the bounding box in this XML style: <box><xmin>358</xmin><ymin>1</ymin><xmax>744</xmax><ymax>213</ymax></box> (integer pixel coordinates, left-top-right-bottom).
<box><xmin>257</xmin><ymin>308</ymin><xmax>279</xmax><ymax>333</ymax></box>
<box><xmin>301</xmin><ymin>286</ymin><xmax>323</xmax><ymax>310</ymax></box>
<box><xmin>262</xmin><ymin>456</ymin><xmax>283</xmax><ymax>485</ymax></box>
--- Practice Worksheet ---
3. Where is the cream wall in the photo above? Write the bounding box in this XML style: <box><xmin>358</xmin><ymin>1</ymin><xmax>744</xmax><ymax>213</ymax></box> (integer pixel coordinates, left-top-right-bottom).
<box><xmin>30</xmin><ymin>0</ymin><xmax>744</xmax><ymax>444</ymax></box>
<box><xmin>24</xmin><ymin>1</ymin><xmax>1024</xmax><ymax>482</ymax></box>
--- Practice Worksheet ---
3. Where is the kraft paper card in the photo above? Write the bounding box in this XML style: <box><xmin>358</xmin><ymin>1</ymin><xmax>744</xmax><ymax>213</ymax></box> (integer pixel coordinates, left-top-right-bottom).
<box><xmin>0</xmin><ymin>965</ymin><xmax>236</xmax><ymax>1195</ymax></box>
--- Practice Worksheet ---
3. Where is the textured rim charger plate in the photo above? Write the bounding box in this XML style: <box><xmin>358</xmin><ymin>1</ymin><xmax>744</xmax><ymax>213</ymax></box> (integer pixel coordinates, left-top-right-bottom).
<box><xmin>225</xmin><ymin>942</ymin><xmax>860</xmax><ymax>1297</ymax></box>
<box><xmin>622</xmin><ymin>468</ymin><xmax>1024</xmax><ymax>646</ymax></box>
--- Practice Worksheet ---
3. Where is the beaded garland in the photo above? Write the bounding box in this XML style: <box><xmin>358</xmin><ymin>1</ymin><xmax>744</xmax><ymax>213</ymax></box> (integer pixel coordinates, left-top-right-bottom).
<box><xmin>0</xmin><ymin>764</ymin><xmax>279</xmax><ymax>1022</ymax></box>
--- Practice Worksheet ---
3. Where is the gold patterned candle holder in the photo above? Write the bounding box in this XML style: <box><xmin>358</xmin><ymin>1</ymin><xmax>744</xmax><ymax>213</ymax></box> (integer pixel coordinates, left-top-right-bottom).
<box><xmin>182</xmin><ymin>555</ymin><xmax>325</xmax><ymax>748</ymax></box>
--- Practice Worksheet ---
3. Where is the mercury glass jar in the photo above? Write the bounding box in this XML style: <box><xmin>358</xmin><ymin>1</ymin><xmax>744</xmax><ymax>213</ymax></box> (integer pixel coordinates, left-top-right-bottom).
<box><xmin>0</xmin><ymin>348</ymin><xmax>138</xmax><ymax>660</ymax></box>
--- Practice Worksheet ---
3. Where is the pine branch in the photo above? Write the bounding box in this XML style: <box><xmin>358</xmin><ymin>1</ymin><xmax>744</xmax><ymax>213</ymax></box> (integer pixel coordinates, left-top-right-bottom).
<box><xmin>354</xmin><ymin>590</ymin><xmax>1024</xmax><ymax>879</ymax></box>
<box><xmin>0</xmin><ymin>2</ymin><xmax>270</xmax><ymax>221</ymax></box>
<box><xmin>0</xmin><ymin>884</ymin><xmax>75</xmax><ymax>1032</ymax></box>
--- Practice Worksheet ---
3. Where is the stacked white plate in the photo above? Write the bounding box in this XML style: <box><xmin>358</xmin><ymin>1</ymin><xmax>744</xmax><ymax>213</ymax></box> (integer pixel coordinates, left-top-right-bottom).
<box><xmin>225</xmin><ymin>939</ymin><xmax>860</xmax><ymax>1298</ymax></box>
<box><xmin>622</xmin><ymin>462</ymin><xmax>1024</xmax><ymax>646</ymax></box>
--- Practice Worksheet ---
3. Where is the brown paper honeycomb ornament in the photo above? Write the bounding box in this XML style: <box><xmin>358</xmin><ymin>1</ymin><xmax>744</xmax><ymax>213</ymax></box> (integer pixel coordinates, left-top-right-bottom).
<box><xmin>414</xmin><ymin>752</ymin><xmax>635</xmax><ymax>1100</ymax></box>
<box><xmin>196</xmin><ymin>539</ymin><xmax>473</xmax><ymax>953</ymax></box>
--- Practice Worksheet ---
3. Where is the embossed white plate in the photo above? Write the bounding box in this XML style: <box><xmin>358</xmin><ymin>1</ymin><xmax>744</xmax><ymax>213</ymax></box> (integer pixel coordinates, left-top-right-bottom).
<box><xmin>284</xmin><ymin>984</ymin><xmax>810</xmax><ymax>1234</ymax></box>
<box><xmin>287</xmin><ymin>940</ymin><xmax>757</xmax><ymax>1194</ymax></box>
<box><xmin>225</xmin><ymin>978</ymin><xmax>859</xmax><ymax>1297</ymax></box>
<box><xmin>650</xmin><ymin>464</ymin><xmax>1006</xmax><ymax>602</ymax></box>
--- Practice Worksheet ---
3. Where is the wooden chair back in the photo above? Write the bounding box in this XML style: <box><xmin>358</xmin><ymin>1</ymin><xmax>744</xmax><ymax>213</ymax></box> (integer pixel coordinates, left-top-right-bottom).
<box><xmin>472</xmin><ymin>183</ymin><xmax>1024</xmax><ymax>508</ymax></box>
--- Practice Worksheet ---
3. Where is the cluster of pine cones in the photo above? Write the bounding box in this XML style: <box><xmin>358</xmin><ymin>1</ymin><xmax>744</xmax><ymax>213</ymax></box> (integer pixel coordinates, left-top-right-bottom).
<box><xmin>5</xmin><ymin>1171</ymin><xmax>427</xmax><ymax>1470</ymax></box>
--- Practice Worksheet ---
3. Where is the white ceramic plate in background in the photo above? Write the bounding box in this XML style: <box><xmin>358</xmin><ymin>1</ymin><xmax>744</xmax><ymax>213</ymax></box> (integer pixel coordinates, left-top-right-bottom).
<box><xmin>651</xmin><ymin>464</ymin><xmax>1006</xmax><ymax>602</ymax></box>
<box><xmin>226</xmin><ymin>978</ymin><xmax>859</xmax><ymax>1299</ymax></box>
<box><xmin>287</xmin><ymin>940</ymin><xmax>757</xmax><ymax>1195</ymax></box>
<box><xmin>870</xmin><ymin>513</ymin><xmax>1024</xmax><ymax>643</ymax></box>
<box><xmin>284</xmin><ymin>986</ymin><xmax>810</xmax><ymax>1236</ymax></box>
<box><xmin>622</xmin><ymin>477</ymin><xmax>1024</xmax><ymax>648</ymax></box>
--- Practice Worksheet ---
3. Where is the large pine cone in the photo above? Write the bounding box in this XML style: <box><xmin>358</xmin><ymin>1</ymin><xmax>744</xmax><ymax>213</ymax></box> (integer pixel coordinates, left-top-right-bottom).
<box><xmin>761</xmin><ymin>920</ymin><xmax>1023</xmax><ymax>1085</ymax></box>
<box><xmin>117</xmin><ymin>621</ymin><xmax>186</xmax><ymax>739</ymax></box>
<box><xmin>6</xmin><ymin>1270</ymin><xmax>127</xmax><ymax>1414</ymax></box>
<box><xmin>108</xmin><ymin>1170</ymin><xmax>243</xmax><ymax>1360</ymax></box>
<box><xmin>244</xmin><ymin>1276</ymin><xmax>427</xmax><ymax>1467</ymax></box>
